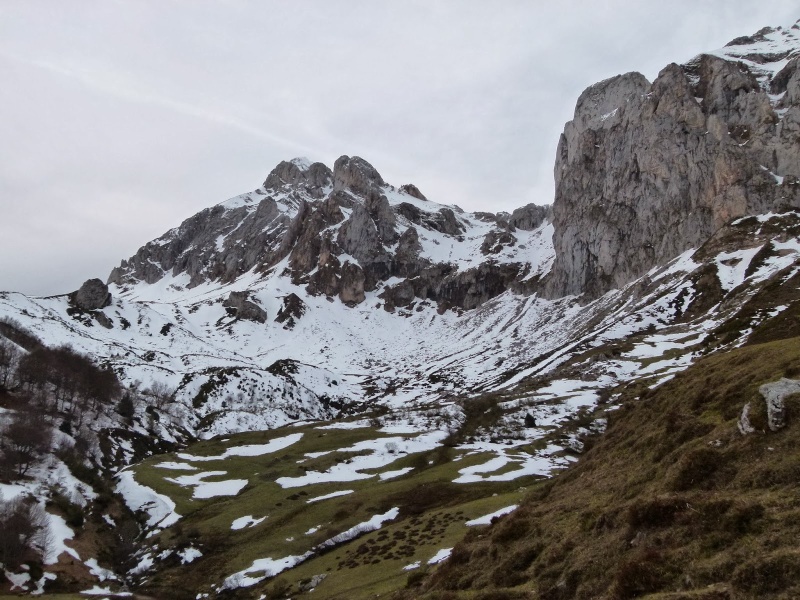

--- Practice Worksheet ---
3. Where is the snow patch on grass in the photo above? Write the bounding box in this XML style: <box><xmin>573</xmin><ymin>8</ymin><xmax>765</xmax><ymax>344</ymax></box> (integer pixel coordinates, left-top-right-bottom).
<box><xmin>231</xmin><ymin>515</ymin><xmax>266</xmax><ymax>530</ymax></box>
<box><xmin>465</xmin><ymin>504</ymin><xmax>519</xmax><ymax>526</ymax></box>
<box><xmin>115</xmin><ymin>471</ymin><xmax>181</xmax><ymax>529</ymax></box>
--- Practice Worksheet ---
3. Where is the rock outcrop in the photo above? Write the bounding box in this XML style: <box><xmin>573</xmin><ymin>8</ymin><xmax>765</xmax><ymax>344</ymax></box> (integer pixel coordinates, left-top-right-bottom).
<box><xmin>223</xmin><ymin>291</ymin><xmax>267</xmax><ymax>323</ymax></box>
<box><xmin>71</xmin><ymin>279</ymin><xmax>111</xmax><ymax>310</ymax></box>
<box><xmin>546</xmin><ymin>23</ymin><xmax>800</xmax><ymax>298</ymax></box>
<box><xmin>275</xmin><ymin>293</ymin><xmax>306</xmax><ymax>329</ymax></box>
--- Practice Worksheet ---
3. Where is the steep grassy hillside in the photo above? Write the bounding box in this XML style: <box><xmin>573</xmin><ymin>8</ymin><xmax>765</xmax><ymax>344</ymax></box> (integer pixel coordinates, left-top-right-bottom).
<box><xmin>398</xmin><ymin>335</ymin><xmax>800</xmax><ymax>600</ymax></box>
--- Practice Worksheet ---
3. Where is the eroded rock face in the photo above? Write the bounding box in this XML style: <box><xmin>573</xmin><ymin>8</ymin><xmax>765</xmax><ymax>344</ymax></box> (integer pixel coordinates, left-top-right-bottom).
<box><xmin>264</xmin><ymin>159</ymin><xmax>332</xmax><ymax>198</ymax></box>
<box><xmin>333</xmin><ymin>155</ymin><xmax>385</xmax><ymax>197</ymax></box>
<box><xmin>223</xmin><ymin>291</ymin><xmax>267</xmax><ymax>323</ymax></box>
<box><xmin>546</xmin><ymin>27</ymin><xmax>800</xmax><ymax>299</ymax></box>
<box><xmin>72</xmin><ymin>279</ymin><xmax>111</xmax><ymax>310</ymax></box>
<box><xmin>399</xmin><ymin>183</ymin><xmax>427</xmax><ymax>201</ymax></box>
<box><xmin>509</xmin><ymin>204</ymin><xmax>551</xmax><ymax>231</ymax></box>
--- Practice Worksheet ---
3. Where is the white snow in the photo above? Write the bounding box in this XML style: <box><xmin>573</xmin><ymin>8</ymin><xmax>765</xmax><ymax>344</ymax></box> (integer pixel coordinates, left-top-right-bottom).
<box><xmin>231</xmin><ymin>515</ymin><xmax>266</xmax><ymax>530</ymax></box>
<box><xmin>81</xmin><ymin>585</ymin><xmax>132</xmax><ymax>596</ymax></box>
<box><xmin>4</xmin><ymin>570</ymin><xmax>30</xmax><ymax>591</ymax></box>
<box><xmin>277</xmin><ymin>430</ymin><xmax>447</xmax><ymax>488</ymax></box>
<box><xmin>316</xmin><ymin>507</ymin><xmax>400</xmax><ymax>550</ymax></box>
<box><xmin>715</xmin><ymin>247</ymin><xmax>763</xmax><ymax>292</ymax></box>
<box><xmin>465</xmin><ymin>504</ymin><xmax>519</xmax><ymax>526</ymax></box>
<box><xmin>178</xmin><ymin>547</ymin><xmax>203</xmax><ymax>564</ymax></box>
<box><xmin>165</xmin><ymin>471</ymin><xmax>248</xmax><ymax>499</ymax></box>
<box><xmin>453</xmin><ymin>444</ymin><xmax>571</xmax><ymax>483</ymax></box>
<box><xmin>316</xmin><ymin>420</ymin><xmax>371</xmax><ymax>430</ymax></box>
<box><xmin>155</xmin><ymin>461</ymin><xmax>198</xmax><ymax>471</ymax></box>
<box><xmin>427</xmin><ymin>548</ymin><xmax>452</xmax><ymax>565</ymax></box>
<box><xmin>222</xmin><ymin>553</ymin><xmax>312</xmax><ymax>589</ymax></box>
<box><xmin>45</xmin><ymin>513</ymin><xmax>80</xmax><ymax>565</ymax></box>
<box><xmin>129</xmin><ymin>553</ymin><xmax>154</xmax><ymax>575</ymax></box>
<box><xmin>85</xmin><ymin>558</ymin><xmax>117</xmax><ymax>581</ymax></box>
<box><xmin>177</xmin><ymin>433</ymin><xmax>303</xmax><ymax>461</ymax></box>
<box><xmin>379</xmin><ymin>467</ymin><xmax>414</xmax><ymax>480</ymax></box>
<box><xmin>115</xmin><ymin>471</ymin><xmax>181</xmax><ymax>529</ymax></box>
<box><xmin>306</xmin><ymin>489</ymin><xmax>354</xmax><ymax>503</ymax></box>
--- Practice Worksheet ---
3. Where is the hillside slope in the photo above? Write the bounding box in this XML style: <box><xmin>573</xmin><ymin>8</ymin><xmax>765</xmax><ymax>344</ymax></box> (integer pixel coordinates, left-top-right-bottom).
<box><xmin>403</xmin><ymin>332</ymin><xmax>800</xmax><ymax>600</ymax></box>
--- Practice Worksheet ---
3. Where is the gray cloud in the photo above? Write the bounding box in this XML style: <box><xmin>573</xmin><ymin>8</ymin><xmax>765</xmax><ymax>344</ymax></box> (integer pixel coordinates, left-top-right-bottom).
<box><xmin>0</xmin><ymin>1</ymin><xmax>797</xmax><ymax>295</ymax></box>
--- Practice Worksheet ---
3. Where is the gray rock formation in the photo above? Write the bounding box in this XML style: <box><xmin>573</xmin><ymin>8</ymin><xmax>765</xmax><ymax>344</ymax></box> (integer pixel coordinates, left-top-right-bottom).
<box><xmin>759</xmin><ymin>378</ymin><xmax>800</xmax><ymax>432</ymax></box>
<box><xmin>108</xmin><ymin>149</ymin><xmax>541</xmax><ymax>313</ymax></box>
<box><xmin>546</xmin><ymin>24</ymin><xmax>800</xmax><ymax>298</ymax></box>
<box><xmin>223</xmin><ymin>291</ymin><xmax>267</xmax><ymax>323</ymax></box>
<box><xmin>264</xmin><ymin>158</ymin><xmax>332</xmax><ymax>198</ymax></box>
<box><xmin>481</xmin><ymin>230</ymin><xmax>516</xmax><ymax>255</ymax></box>
<box><xmin>71</xmin><ymin>279</ymin><xmax>111</xmax><ymax>310</ymax></box>
<box><xmin>106</xmin><ymin>24</ymin><xmax>800</xmax><ymax>314</ymax></box>
<box><xmin>509</xmin><ymin>203</ymin><xmax>551</xmax><ymax>231</ymax></box>
<box><xmin>275</xmin><ymin>293</ymin><xmax>306</xmax><ymax>329</ymax></box>
<box><xmin>399</xmin><ymin>183</ymin><xmax>427</xmax><ymax>201</ymax></box>
<box><xmin>339</xmin><ymin>262</ymin><xmax>366</xmax><ymax>306</ymax></box>
<box><xmin>333</xmin><ymin>155</ymin><xmax>385</xmax><ymax>197</ymax></box>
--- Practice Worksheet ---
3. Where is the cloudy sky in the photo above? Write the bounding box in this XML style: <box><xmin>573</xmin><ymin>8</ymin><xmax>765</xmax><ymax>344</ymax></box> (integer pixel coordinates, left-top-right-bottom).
<box><xmin>1</xmin><ymin>1</ymin><xmax>798</xmax><ymax>295</ymax></box>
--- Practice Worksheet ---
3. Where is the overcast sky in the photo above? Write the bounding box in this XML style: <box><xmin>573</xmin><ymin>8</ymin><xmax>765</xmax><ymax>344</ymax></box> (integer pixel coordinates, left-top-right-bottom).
<box><xmin>1</xmin><ymin>1</ymin><xmax>798</xmax><ymax>296</ymax></box>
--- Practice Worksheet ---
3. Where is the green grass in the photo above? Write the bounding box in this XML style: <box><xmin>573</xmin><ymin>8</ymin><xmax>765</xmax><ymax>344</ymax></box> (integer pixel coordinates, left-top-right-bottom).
<box><xmin>123</xmin><ymin>418</ymin><xmax>545</xmax><ymax>599</ymax></box>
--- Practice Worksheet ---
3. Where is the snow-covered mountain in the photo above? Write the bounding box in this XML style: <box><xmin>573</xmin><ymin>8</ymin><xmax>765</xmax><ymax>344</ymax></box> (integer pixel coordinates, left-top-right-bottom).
<box><xmin>1</xmin><ymin>21</ymin><xmax>800</xmax><ymax>441</ymax></box>
<box><xmin>1</xmin><ymin>19</ymin><xmax>800</xmax><ymax>597</ymax></box>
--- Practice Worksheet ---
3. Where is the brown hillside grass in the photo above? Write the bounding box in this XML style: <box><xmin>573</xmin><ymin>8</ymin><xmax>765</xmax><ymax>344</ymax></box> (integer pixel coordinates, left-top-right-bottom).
<box><xmin>395</xmin><ymin>336</ymin><xmax>800</xmax><ymax>600</ymax></box>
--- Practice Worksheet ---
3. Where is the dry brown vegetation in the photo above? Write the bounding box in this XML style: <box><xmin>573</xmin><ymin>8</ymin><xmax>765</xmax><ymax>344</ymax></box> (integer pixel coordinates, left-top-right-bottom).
<box><xmin>394</xmin><ymin>335</ymin><xmax>800</xmax><ymax>600</ymax></box>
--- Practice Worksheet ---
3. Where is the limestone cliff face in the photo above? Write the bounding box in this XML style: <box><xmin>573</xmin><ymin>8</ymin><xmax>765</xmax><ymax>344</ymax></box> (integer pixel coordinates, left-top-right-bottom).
<box><xmin>546</xmin><ymin>23</ymin><xmax>800</xmax><ymax>298</ymax></box>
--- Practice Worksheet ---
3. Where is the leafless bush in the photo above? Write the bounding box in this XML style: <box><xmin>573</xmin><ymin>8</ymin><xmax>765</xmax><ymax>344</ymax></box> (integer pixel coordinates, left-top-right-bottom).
<box><xmin>0</xmin><ymin>494</ymin><xmax>50</xmax><ymax>568</ymax></box>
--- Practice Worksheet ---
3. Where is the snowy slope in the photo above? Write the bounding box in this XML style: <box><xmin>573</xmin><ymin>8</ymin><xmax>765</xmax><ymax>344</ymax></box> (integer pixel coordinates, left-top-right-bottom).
<box><xmin>2</xmin><ymin>211</ymin><xmax>799</xmax><ymax>440</ymax></box>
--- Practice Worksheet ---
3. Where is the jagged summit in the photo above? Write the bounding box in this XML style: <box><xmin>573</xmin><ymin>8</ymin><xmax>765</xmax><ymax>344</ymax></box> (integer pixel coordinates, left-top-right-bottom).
<box><xmin>108</xmin><ymin>154</ymin><xmax>553</xmax><ymax>311</ymax></box>
<box><xmin>262</xmin><ymin>157</ymin><xmax>332</xmax><ymax>197</ymax></box>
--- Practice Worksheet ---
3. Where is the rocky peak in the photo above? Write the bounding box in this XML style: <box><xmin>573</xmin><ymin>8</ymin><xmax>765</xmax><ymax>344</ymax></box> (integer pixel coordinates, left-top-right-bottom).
<box><xmin>263</xmin><ymin>158</ymin><xmax>333</xmax><ymax>198</ymax></box>
<box><xmin>333</xmin><ymin>155</ymin><xmax>385</xmax><ymax>197</ymax></box>
<box><xmin>545</xmin><ymin>22</ymin><xmax>800</xmax><ymax>299</ymax></box>
<box><xmin>109</xmin><ymin>151</ymin><xmax>553</xmax><ymax>313</ymax></box>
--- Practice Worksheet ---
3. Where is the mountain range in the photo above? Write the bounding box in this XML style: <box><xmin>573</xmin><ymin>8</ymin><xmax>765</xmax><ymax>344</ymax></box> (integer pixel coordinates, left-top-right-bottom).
<box><xmin>0</xmin><ymin>19</ymin><xmax>799</xmax><ymax>600</ymax></box>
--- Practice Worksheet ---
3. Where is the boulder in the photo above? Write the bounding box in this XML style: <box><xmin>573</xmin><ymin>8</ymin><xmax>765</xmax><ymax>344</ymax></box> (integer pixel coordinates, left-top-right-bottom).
<box><xmin>222</xmin><ymin>291</ymin><xmax>267</xmax><ymax>323</ymax></box>
<box><xmin>275</xmin><ymin>293</ymin><xmax>306</xmax><ymax>329</ymax></box>
<box><xmin>72</xmin><ymin>279</ymin><xmax>111</xmax><ymax>310</ymax></box>
<box><xmin>339</xmin><ymin>262</ymin><xmax>366</xmax><ymax>306</ymax></box>
<box><xmin>759</xmin><ymin>378</ymin><xmax>800</xmax><ymax>431</ymax></box>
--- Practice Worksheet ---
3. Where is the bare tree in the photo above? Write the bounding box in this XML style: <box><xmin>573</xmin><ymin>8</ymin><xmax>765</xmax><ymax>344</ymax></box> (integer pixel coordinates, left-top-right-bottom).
<box><xmin>0</xmin><ymin>338</ymin><xmax>20</xmax><ymax>390</ymax></box>
<box><xmin>0</xmin><ymin>495</ymin><xmax>49</xmax><ymax>568</ymax></box>
<box><xmin>146</xmin><ymin>380</ymin><xmax>175</xmax><ymax>409</ymax></box>
<box><xmin>0</xmin><ymin>411</ymin><xmax>53</xmax><ymax>479</ymax></box>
